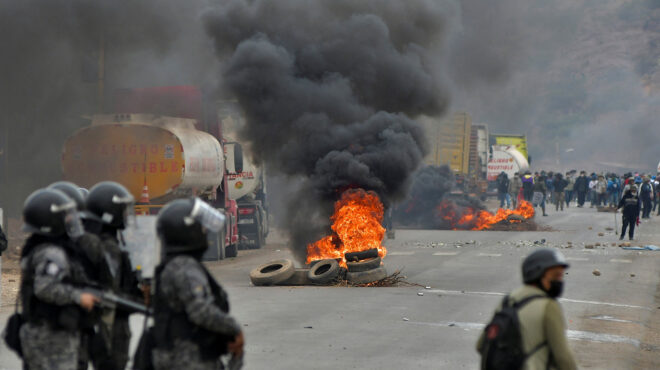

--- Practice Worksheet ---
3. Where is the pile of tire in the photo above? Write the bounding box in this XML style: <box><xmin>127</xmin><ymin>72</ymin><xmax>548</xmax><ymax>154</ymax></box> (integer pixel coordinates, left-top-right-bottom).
<box><xmin>249</xmin><ymin>259</ymin><xmax>340</xmax><ymax>286</ymax></box>
<box><xmin>344</xmin><ymin>248</ymin><xmax>387</xmax><ymax>284</ymax></box>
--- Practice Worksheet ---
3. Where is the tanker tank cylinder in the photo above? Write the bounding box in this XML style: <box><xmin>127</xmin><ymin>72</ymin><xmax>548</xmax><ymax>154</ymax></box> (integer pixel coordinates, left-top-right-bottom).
<box><xmin>61</xmin><ymin>114</ymin><xmax>224</xmax><ymax>202</ymax></box>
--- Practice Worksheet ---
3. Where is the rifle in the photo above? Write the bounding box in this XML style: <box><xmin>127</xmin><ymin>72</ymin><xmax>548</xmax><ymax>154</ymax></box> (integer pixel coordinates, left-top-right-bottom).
<box><xmin>83</xmin><ymin>287</ymin><xmax>152</xmax><ymax>315</ymax></box>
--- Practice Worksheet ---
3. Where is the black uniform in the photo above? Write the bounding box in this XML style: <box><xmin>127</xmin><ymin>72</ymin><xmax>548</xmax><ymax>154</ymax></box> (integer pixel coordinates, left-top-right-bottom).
<box><xmin>618</xmin><ymin>192</ymin><xmax>640</xmax><ymax>240</ymax></box>
<box><xmin>574</xmin><ymin>175</ymin><xmax>589</xmax><ymax>207</ymax></box>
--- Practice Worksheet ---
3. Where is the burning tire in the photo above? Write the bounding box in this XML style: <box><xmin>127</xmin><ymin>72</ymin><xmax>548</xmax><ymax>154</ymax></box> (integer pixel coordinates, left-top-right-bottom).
<box><xmin>250</xmin><ymin>259</ymin><xmax>295</xmax><ymax>286</ymax></box>
<box><xmin>307</xmin><ymin>259</ymin><xmax>340</xmax><ymax>284</ymax></box>
<box><xmin>346</xmin><ymin>257</ymin><xmax>381</xmax><ymax>273</ymax></box>
<box><xmin>346</xmin><ymin>266</ymin><xmax>387</xmax><ymax>284</ymax></box>
<box><xmin>345</xmin><ymin>248</ymin><xmax>379</xmax><ymax>262</ymax></box>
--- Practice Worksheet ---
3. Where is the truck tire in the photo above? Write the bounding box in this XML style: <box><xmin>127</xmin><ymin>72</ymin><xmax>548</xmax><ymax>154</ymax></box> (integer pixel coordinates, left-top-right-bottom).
<box><xmin>225</xmin><ymin>243</ymin><xmax>238</xmax><ymax>258</ymax></box>
<box><xmin>346</xmin><ymin>266</ymin><xmax>388</xmax><ymax>284</ymax></box>
<box><xmin>346</xmin><ymin>257</ymin><xmax>381</xmax><ymax>273</ymax></box>
<box><xmin>276</xmin><ymin>269</ymin><xmax>310</xmax><ymax>286</ymax></box>
<box><xmin>250</xmin><ymin>259</ymin><xmax>295</xmax><ymax>286</ymax></box>
<box><xmin>345</xmin><ymin>248</ymin><xmax>379</xmax><ymax>262</ymax></box>
<box><xmin>307</xmin><ymin>259</ymin><xmax>340</xmax><ymax>285</ymax></box>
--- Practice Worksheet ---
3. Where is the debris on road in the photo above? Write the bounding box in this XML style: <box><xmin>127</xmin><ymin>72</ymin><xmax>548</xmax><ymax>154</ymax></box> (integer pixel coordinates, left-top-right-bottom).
<box><xmin>597</xmin><ymin>232</ymin><xmax>604</xmax><ymax>236</ymax></box>
<box><xmin>585</xmin><ymin>244</ymin><xmax>594</xmax><ymax>249</ymax></box>
<box><xmin>592</xmin><ymin>269</ymin><xmax>601</xmax><ymax>276</ymax></box>
<box><xmin>621</xmin><ymin>245</ymin><xmax>660</xmax><ymax>251</ymax></box>
<box><xmin>417</xmin><ymin>292</ymin><xmax>424</xmax><ymax>296</ymax></box>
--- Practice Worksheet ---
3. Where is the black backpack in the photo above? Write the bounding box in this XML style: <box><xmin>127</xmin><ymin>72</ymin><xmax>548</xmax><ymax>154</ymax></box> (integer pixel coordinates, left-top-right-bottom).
<box><xmin>479</xmin><ymin>295</ymin><xmax>547</xmax><ymax>370</ymax></box>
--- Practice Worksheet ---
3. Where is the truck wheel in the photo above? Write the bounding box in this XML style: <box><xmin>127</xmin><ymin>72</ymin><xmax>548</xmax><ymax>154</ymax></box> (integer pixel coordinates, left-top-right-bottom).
<box><xmin>344</xmin><ymin>248</ymin><xmax>379</xmax><ymax>262</ymax></box>
<box><xmin>225</xmin><ymin>243</ymin><xmax>238</xmax><ymax>258</ymax></box>
<box><xmin>346</xmin><ymin>266</ymin><xmax>388</xmax><ymax>284</ymax></box>
<box><xmin>346</xmin><ymin>257</ymin><xmax>381</xmax><ymax>273</ymax></box>
<box><xmin>250</xmin><ymin>259</ymin><xmax>295</xmax><ymax>286</ymax></box>
<box><xmin>307</xmin><ymin>259</ymin><xmax>340</xmax><ymax>285</ymax></box>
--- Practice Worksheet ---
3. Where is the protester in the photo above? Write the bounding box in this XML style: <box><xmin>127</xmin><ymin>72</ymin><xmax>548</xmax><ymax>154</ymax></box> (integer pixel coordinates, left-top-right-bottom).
<box><xmin>617</xmin><ymin>186</ymin><xmax>641</xmax><ymax>240</ymax></box>
<box><xmin>564</xmin><ymin>172</ymin><xmax>574</xmax><ymax>208</ymax></box>
<box><xmin>533</xmin><ymin>174</ymin><xmax>548</xmax><ymax>217</ymax></box>
<box><xmin>497</xmin><ymin>172</ymin><xmax>511</xmax><ymax>209</ymax></box>
<box><xmin>509</xmin><ymin>172</ymin><xmax>523</xmax><ymax>209</ymax></box>
<box><xmin>588</xmin><ymin>174</ymin><xmax>598</xmax><ymax>208</ymax></box>
<box><xmin>553</xmin><ymin>173</ymin><xmax>567</xmax><ymax>212</ymax></box>
<box><xmin>639</xmin><ymin>176</ymin><xmax>654</xmax><ymax>219</ymax></box>
<box><xmin>607</xmin><ymin>174</ymin><xmax>620</xmax><ymax>207</ymax></box>
<box><xmin>522</xmin><ymin>171</ymin><xmax>535</xmax><ymax>202</ymax></box>
<box><xmin>574</xmin><ymin>171</ymin><xmax>589</xmax><ymax>207</ymax></box>
<box><xmin>596</xmin><ymin>175</ymin><xmax>608</xmax><ymax>207</ymax></box>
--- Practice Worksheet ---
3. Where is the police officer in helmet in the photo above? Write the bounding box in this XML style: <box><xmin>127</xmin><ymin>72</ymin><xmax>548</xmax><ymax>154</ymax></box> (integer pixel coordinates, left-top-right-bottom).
<box><xmin>18</xmin><ymin>188</ymin><xmax>100</xmax><ymax>369</ymax></box>
<box><xmin>85</xmin><ymin>181</ymin><xmax>143</xmax><ymax>370</ymax></box>
<box><xmin>478</xmin><ymin>249</ymin><xmax>577</xmax><ymax>370</ymax></box>
<box><xmin>151</xmin><ymin>197</ymin><xmax>244</xmax><ymax>370</ymax></box>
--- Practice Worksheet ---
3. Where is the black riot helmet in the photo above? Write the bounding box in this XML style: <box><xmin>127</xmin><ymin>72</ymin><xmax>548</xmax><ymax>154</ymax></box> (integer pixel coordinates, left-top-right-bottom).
<box><xmin>22</xmin><ymin>188</ymin><xmax>85</xmax><ymax>239</ymax></box>
<box><xmin>48</xmin><ymin>181</ymin><xmax>85</xmax><ymax>211</ymax></box>
<box><xmin>87</xmin><ymin>181</ymin><xmax>135</xmax><ymax>229</ymax></box>
<box><xmin>522</xmin><ymin>249</ymin><xmax>569</xmax><ymax>284</ymax></box>
<box><xmin>157</xmin><ymin>198</ymin><xmax>226</xmax><ymax>254</ymax></box>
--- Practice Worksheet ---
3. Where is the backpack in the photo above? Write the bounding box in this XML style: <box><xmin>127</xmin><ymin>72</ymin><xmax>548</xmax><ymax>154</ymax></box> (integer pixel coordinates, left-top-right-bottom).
<box><xmin>479</xmin><ymin>295</ymin><xmax>546</xmax><ymax>370</ymax></box>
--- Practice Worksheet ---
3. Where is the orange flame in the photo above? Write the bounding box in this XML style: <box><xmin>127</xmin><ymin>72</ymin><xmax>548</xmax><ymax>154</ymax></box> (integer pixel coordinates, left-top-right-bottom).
<box><xmin>307</xmin><ymin>189</ymin><xmax>387</xmax><ymax>267</ymax></box>
<box><xmin>438</xmin><ymin>200</ymin><xmax>535</xmax><ymax>230</ymax></box>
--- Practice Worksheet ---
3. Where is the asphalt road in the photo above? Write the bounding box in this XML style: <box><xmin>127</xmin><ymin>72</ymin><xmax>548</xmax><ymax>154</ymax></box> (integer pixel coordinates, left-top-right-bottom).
<box><xmin>1</xmin><ymin>203</ymin><xmax>659</xmax><ymax>369</ymax></box>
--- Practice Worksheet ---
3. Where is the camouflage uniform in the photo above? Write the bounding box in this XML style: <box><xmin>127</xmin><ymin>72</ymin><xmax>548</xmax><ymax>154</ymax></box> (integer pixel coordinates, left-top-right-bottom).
<box><xmin>152</xmin><ymin>255</ymin><xmax>241</xmax><ymax>370</ymax></box>
<box><xmin>20</xmin><ymin>243</ymin><xmax>84</xmax><ymax>370</ymax></box>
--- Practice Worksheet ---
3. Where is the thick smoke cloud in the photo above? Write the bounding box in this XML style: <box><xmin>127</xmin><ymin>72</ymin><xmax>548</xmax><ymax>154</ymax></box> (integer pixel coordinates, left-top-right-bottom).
<box><xmin>204</xmin><ymin>0</ymin><xmax>449</xmax><ymax>261</ymax></box>
<box><xmin>0</xmin><ymin>0</ymin><xmax>216</xmax><ymax>215</ymax></box>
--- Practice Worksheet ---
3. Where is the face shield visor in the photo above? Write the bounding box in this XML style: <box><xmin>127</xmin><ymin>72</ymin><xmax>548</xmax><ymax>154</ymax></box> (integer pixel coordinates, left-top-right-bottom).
<box><xmin>52</xmin><ymin>201</ymin><xmax>85</xmax><ymax>239</ymax></box>
<box><xmin>112</xmin><ymin>194</ymin><xmax>136</xmax><ymax>228</ymax></box>
<box><xmin>185</xmin><ymin>198</ymin><xmax>226</xmax><ymax>233</ymax></box>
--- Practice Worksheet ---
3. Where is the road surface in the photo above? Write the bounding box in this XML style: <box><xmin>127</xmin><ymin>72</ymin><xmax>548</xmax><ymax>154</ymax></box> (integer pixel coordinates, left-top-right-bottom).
<box><xmin>1</xmin><ymin>204</ymin><xmax>659</xmax><ymax>369</ymax></box>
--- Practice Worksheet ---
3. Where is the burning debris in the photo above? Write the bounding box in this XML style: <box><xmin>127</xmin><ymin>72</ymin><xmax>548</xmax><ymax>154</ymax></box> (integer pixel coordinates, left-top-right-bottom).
<box><xmin>438</xmin><ymin>200</ymin><xmax>535</xmax><ymax>230</ymax></box>
<box><xmin>306</xmin><ymin>189</ymin><xmax>387</xmax><ymax>268</ymax></box>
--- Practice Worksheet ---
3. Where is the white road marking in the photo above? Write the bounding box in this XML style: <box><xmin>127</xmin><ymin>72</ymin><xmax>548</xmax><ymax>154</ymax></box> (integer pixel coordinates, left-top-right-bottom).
<box><xmin>432</xmin><ymin>252</ymin><xmax>459</xmax><ymax>256</ymax></box>
<box><xmin>388</xmin><ymin>251</ymin><xmax>415</xmax><ymax>256</ymax></box>
<box><xmin>424</xmin><ymin>289</ymin><xmax>652</xmax><ymax>310</ymax></box>
<box><xmin>406</xmin><ymin>321</ymin><xmax>641</xmax><ymax>347</ymax></box>
<box><xmin>477</xmin><ymin>253</ymin><xmax>502</xmax><ymax>257</ymax></box>
<box><xmin>610</xmin><ymin>259</ymin><xmax>632</xmax><ymax>263</ymax></box>
<box><xmin>590</xmin><ymin>315</ymin><xmax>635</xmax><ymax>324</ymax></box>
<box><xmin>566</xmin><ymin>257</ymin><xmax>589</xmax><ymax>261</ymax></box>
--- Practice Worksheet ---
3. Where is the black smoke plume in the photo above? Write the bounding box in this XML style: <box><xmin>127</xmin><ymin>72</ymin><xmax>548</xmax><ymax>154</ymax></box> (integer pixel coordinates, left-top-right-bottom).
<box><xmin>204</xmin><ymin>0</ymin><xmax>449</xmax><ymax>261</ymax></box>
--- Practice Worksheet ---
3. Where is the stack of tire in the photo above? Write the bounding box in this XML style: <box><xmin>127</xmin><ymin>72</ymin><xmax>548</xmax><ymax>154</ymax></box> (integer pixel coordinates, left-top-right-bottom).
<box><xmin>343</xmin><ymin>248</ymin><xmax>387</xmax><ymax>284</ymax></box>
<box><xmin>249</xmin><ymin>249</ymin><xmax>386</xmax><ymax>286</ymax></box>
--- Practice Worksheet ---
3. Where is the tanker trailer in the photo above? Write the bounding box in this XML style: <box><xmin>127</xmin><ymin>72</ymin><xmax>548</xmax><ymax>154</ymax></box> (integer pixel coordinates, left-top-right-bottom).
<box><xmin>61</xmin><ymin>113</ymin><xmax>242</xmax><ymax>259</ymax></box>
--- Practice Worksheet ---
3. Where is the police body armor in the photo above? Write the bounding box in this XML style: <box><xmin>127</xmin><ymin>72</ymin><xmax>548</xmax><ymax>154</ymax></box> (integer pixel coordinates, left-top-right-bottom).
<box><xmin>20</xmin><ymin>235</ymin><xmax>93</xmax><ymax>331</ymax></box>
<box><xmin>153</xmin><ymin>258</ymin><xmax>232</xmax><ymax>360</ymax></box>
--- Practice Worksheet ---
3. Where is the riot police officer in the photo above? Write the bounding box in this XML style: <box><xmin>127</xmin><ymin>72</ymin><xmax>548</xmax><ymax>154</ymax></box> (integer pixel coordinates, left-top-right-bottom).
<box><xmin>85</xmin><ymin>181</ymin><xmax>143</xmax><ymax>370</ymax></box>
<box><xmin>18</xmin><ymin>188</ymin><xmax>100</xmax><ymax>369</ymax></box>
<box><xmin>151</xmin><ymin>198</ymin><xmax>244</xmax><ymax>370</ymax></box>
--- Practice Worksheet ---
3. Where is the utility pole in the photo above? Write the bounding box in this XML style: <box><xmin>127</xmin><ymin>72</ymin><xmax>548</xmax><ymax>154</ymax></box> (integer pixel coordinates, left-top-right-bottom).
<box><xmin>98</xmin><ymin>34</ymin><xmax>105</xmax><ymax>113</ymax></box>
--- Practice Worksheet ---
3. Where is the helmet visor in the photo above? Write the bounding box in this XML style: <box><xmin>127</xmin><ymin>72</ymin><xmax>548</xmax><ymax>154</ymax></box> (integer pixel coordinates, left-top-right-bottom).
<box><xmin>112</xmin><ymin>194</ymin><xmax>136</xmax><ymax>228</ymax></box>
<box><xmin>189</xmin><ymin>198</ymin><xmax>225</xmax><ymax>233</ymax></box>
<box><xmin>52</xmin><ymin>201</ymin><xmax>84</xmax><ymax>239</ymax></box>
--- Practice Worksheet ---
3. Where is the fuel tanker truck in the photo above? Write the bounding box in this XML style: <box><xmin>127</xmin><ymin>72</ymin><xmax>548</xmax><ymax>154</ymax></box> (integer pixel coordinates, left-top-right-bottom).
<box><xmin>61</xmin><ymin>86</ymin><xmax>268</xmax><ymax>259</ymax></box>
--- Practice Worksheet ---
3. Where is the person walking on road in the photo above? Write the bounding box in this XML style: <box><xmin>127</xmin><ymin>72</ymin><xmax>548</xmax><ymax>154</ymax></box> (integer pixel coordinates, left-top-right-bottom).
<box><xmin>533</xmin><ymin>174</ymin><xmax>548</xmax><ymax>216</ymax></box>
<box><xmin>639</xmin><ymin>176</ymin><xmax>653</xmax><ymax>219</ymax></box>
<box><xmin>522</xmin><ymin>172</ymin><xmax>535</xmax><ymax>202</ymax></box>
<box><xmin>509</xmin><ymin>172</ymin><xmax>523</xmax><ymax>209</ymax></box>
<box><xmin>564</xmin><ymin>172</ymin><xmax>574</xmax><ymax>208</ymax></box>
<box><xmin>497</xmin><ymin>172</ymin><xmax>511</xmax><ymax>209</ymax></box>
<box><xmin>574</xmin><ymin>171</ymin><xmax>589</xmax><ymax>207</ymax></box>
<box><xmin>477</xmin><ymin>249</ymin><xmax>578</xmax><ymax>370</ymax></box>
<box><xmin>617</xmin><ymin>186</ymin><xmax>641</xmax><ymax>240</ymax></box>
<box><xmin>553</xmin><ymin>173</ymin><xmax>568</xmax><ymax>211</ymax></box>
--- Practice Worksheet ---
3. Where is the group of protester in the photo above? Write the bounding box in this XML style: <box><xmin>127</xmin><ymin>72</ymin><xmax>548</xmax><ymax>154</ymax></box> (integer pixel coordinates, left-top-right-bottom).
<box><xmin>496</xmin><ymin>170</ymin><xmax>660</xmax><ymax>240</ymax></box>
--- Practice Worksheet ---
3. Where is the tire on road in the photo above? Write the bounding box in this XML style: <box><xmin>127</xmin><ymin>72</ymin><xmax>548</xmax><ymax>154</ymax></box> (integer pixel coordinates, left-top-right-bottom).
<box><xmin>346</xmin><ymin>266</ymin><xmax>388</xmax><ymax>284</ymax></box>
<box><xmin>345</xmin><ymin>248</ymin><xmax>379</xmax><ymax>262</ymax></box>
<box><xmin>307</xmin><ymin>259</ymin><xmax>340</xmax><ymax>285</ymax></box>
<box><xmin>250</xmin><ymin>259</ymin><xmax>295</xmax><ymax>286</ymax></box>
<box><xmin>276</xmin><ymin>269</ymin><xmax>310</xmax><ymax>286</ymax></box>
<box><xmin>346</xmin><ymin>257</ymin><xmax>381</xmax><ymax>273</ymax></box>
